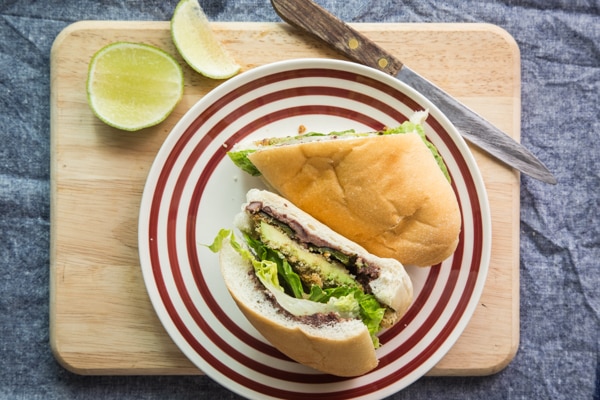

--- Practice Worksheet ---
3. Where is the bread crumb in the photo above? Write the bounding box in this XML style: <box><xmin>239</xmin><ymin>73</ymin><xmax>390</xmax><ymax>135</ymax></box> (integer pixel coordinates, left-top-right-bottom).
<box><xmin>298</xmin><ymin>124</ymin><xmax>306</xmax><ymax>134</ymax></box>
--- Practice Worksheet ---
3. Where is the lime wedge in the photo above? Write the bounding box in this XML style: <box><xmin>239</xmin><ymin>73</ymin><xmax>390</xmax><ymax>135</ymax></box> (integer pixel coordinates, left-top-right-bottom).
<box><xmin>86</xmin><ymin>42</ymin><xmax>184</xmax><ymax>131</ymax></box>
<box><xmin>171</xmin><ymin>0</ymin><xmax>241</xmax><ymax>79</ymax></box>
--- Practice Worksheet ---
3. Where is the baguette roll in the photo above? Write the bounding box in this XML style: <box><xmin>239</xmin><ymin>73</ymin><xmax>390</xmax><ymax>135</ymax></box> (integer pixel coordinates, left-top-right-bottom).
<box><xmin>214</xmin><ymin>189</ymin><xmax>413</xmax><ymax>377</ymax></box>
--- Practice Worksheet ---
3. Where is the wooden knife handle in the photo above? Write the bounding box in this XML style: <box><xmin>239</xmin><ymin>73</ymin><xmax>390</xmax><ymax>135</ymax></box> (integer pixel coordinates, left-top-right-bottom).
<box><xmin>271</xmin><ymin>0</ymin><xmax>404</xmax><ymax>75</ymax></box>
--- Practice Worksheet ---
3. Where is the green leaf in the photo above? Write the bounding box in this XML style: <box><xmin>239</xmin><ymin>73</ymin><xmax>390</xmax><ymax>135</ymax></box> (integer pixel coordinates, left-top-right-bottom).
<box><xmin>205</xmin><ymin>228</ymin><xmax>233</xmax><ymax>252</ymax></box>
<box><xmin>206</xmin><ymin>229</ymin><xmax>386</xmax><ymax>347</ymax></box>
<box><xmin>241</xmin><ymin>231</ymin><xmax>304</xmax><ymax>299</ymax></box>
<box><xmin>308</xmin><ymin>285</ymin><xmax>385</xmax><ymax>347</ymax></box>
<box><xmin>355</xmin><ymin>292</ymin><xmax>386</xmax><ymax>347</ymax></box>
<box><xmin>227</xmin><ymin>149</ymin><xmax>261</xmax><ymax>176</ymax></box>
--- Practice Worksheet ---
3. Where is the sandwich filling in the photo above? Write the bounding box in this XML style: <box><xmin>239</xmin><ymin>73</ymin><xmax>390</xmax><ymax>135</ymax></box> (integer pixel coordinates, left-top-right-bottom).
<box><xmin>209</xmin><ymin>202</ymin><xmax>392</xmax><ymax>347</ymax></box>
<box><xmin>228</xmin><ymin>110</ymin><xmax>451</xmax><ymax>183</ymax></box>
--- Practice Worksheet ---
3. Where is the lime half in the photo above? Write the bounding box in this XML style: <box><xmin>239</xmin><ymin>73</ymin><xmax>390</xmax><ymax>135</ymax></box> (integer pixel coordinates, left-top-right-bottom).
<box><xmin>171</xmin><ymin>0</ymin><xmax>241</xmax><ymax>79</ymax></box>
<box><xmin>86</xmin><ymin>42</ymin><xmax>184</xmax><ymax>131</ymax></box>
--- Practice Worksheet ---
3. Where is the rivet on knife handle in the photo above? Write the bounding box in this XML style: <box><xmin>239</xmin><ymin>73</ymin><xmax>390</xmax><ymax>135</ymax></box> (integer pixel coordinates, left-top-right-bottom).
<box><xmin>270</xmin><ymin>0</ymin><xmax>403</xmax><ymax>75</ymax></box>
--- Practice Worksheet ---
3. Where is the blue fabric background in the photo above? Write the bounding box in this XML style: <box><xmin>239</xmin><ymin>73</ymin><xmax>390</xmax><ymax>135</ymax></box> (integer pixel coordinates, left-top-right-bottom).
<box><xmin>0</xmin><ymin>0</ymin><xmax>598</xmax><ymax>399</ymax></box>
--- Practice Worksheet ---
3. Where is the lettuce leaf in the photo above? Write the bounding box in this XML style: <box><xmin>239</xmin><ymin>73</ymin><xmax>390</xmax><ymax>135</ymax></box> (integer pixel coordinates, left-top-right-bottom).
<box><xmin>208</xmin><ymin>229</ymin><xmax>349</xmax><ymax>316</ymax></box>
<box><xmin>241</xmin><ymin>230</ymin><xmax>304</xmax><ymax>299</ymax></box>
<box><xmin>227</xmin><ymin>149</ymin><xmax>260</xmax><ymax>176</ymax></box>
<box><xmin>206</xmin><ymin>229</ymin><xmax>386</xmax><ymax>346</ymax></box>
<box><xmin>309</xmin><ymin>286</ymin><xmax>385</xmax><ymax>347</ymax></box>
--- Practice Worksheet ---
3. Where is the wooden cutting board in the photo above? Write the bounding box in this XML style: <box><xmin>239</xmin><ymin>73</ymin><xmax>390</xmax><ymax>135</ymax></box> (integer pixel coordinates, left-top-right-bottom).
<box><xmin>50</xmin><ymin>21</ymin><xmax>520</xmax><ymax>376</ymax></box>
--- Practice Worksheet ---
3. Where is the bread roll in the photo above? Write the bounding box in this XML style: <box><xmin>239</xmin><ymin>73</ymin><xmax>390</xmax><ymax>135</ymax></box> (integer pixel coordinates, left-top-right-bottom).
<box><xmin>216</xmin><ymin>189</ymin><xmax>413</xmax><ymax>376</ymax></box>
<box><xmin>248</xmin><ymin>133</ymin><xmax>461</xmax><ymax>266</ymax></box>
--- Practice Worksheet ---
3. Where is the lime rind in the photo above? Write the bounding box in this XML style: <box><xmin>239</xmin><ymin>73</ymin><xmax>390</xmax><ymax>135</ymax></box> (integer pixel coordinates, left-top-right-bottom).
<box><xmin>171</xmin><ymin>0</ymin><xmax>241</xmax><ymax>80</ymax></box>
<box><xmin>86</xmin><ymin>42</ymin><xmax>184</xmax><ymax>131</ymax></box>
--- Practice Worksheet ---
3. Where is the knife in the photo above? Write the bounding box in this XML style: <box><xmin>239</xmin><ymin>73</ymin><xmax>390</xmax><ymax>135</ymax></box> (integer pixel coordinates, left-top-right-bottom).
<box><xmin>270</xmin><ymin>0</ymin><xmax>557</xmax><ymax>184</ymax></box>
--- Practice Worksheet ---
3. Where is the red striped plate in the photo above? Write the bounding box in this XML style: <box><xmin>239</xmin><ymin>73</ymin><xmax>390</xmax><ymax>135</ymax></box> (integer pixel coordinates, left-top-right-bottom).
<box><xmin>138</xmin><ymin>59</ymin><xmax>491</xmax><ymax>399</ymax></box>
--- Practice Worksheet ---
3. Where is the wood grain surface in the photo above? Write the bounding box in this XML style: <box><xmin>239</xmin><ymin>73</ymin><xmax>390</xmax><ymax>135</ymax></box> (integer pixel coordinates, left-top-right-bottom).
<box><xmin>50</xmin><ymin>21</ymin><xmax>520</xmax><ymax>376</ymax></box>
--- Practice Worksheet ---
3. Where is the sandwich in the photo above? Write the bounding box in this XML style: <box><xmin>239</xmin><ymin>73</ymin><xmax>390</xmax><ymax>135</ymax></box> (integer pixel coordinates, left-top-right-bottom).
<box><xmin>208</xmin><ymin>189</ymin><xmax>413</xmax><ymax>377</ymax></box>
<box><xmin>228</xmin><ymin>111</ymin><xmax>461</xmax><ymax>267</ymax></box>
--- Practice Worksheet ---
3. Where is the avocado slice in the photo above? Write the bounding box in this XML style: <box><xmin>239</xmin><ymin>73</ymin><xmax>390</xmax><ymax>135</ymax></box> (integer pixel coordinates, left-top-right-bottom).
<box><xmin>256</xmin><ymin>221</ymin><xmax>359</xmax><ymax>289</ymax></box>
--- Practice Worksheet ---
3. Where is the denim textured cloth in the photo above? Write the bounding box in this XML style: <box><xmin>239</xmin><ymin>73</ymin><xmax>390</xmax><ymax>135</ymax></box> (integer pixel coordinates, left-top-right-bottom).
<box><xmin>1</xmin><ymin>1</ymin><xmax>598</xmax><ymax>399</ymax></box>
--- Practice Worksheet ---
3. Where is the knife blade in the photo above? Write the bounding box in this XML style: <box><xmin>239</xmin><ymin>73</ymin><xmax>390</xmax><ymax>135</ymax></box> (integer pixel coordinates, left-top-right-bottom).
<box><xmin>270</xmin><ymin>0</ymin><xmax>557</xmax><ymax>184</ymax></box>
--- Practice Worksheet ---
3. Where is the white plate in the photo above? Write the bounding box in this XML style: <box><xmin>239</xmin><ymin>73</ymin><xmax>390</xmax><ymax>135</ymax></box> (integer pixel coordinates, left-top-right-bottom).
<box><xmin>138</xmin><ymin>58</ymin><xmax>491</xmax><ymax>399</ymax></box>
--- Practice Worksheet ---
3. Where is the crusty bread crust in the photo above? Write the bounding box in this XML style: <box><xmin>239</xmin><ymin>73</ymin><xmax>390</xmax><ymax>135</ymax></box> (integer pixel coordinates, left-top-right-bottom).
<box><xmin>219</xmin><ymin>236</ymin><xmax>378</xmax><ymax>377</ymax></box>
<box><xmin>248</xmin><ymin>133</ymin><xmax>461</xmax><ymax>267</ymax></box>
